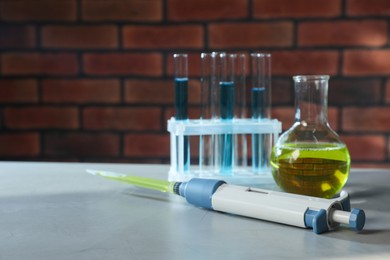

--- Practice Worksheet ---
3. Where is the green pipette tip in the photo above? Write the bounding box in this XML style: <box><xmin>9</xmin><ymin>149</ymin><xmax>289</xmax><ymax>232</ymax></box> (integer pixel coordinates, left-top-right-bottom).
<box><xmin>87</xmin><ymin>169</ymin><xmax>176</xmax><ymax>193</ymax></box>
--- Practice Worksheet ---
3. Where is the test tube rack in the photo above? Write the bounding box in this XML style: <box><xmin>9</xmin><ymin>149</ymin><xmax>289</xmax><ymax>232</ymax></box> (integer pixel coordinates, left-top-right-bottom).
<box><xmin>168</xmin><ymin>117</ymin><xmax>282</xmax><ymax>185</ymax></box>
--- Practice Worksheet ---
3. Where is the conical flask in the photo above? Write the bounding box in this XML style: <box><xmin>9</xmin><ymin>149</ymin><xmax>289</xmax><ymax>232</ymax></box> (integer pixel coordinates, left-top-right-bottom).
<box><xmin>271</xmin><ymin>75</ymin><xmax>350</xmax><ymax>198</ymax></box>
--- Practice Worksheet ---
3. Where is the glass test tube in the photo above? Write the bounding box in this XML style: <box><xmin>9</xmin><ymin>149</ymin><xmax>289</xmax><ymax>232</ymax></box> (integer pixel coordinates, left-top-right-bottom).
<box><xmin>200</xmin><ymin>52</ymin><xmax>219</xmax><ymax>174</ymax></box>
<box><xmin>233</xmin><ymin>53</ymin><xmax>247</xmax><ymax>169</ymax></box>
<box><xmin>174</xmin><ymin>54</ymin><xmax>190</xmax><ymax>172</ymax></box>
<box><xmin>219</xmin><ymin>53</ymin><xmax>236</xmax><ymax>175</ymax></box>
<box><xmin>251</xmin><ymin>53</ymin><xmax>271</xmax><ymax>173</ymax></box>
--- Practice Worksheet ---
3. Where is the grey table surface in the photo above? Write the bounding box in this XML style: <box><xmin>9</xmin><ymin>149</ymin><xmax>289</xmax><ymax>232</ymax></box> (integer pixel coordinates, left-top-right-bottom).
<box><xmin>0</xmin><ymin>162</ymin><xmax>389</xmax><ymax>260</ymax></box>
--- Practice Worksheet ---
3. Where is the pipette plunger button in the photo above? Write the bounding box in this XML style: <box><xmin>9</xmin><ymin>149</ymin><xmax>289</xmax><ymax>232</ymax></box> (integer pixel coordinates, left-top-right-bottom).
<box><xmin>349</xmin><ymin>208</ymin><xmax>365</xmax><ymax>231</ymax></box>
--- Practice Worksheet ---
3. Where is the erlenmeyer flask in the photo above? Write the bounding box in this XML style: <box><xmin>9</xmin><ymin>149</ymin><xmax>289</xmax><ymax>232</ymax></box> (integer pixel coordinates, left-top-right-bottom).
<box><xmin>270</xmin><ymin>75</ymin><xmax>350</xmax><ymax>198</ymax></box>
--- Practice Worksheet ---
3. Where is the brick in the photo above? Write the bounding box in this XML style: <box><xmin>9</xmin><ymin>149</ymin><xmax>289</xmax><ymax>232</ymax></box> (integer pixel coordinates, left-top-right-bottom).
<box><xmin>44</xmin><ymin>133</ymin><xmax>119</xmax><ymax>157</ymax></box>
<box><xmin>83</xmin><ymin>107</ymin><xmax>162</xmax><ymax>131</ymax></box>
<box><xmin>209</xmin><ymin>22</ymin><xmax>293</xmax><ymax>49</ymax></box>
<box><xmin>1</xmin><ymin>0</ymin><xmax>77</xmax><ymax>21</ymax></box>
<box><xmin>329</xmin><ymin>78</ymin><xmax>381</xmax><ymax>105</ymax></box>
<box><xmin>344</xmin><ymin>50</ymin><xmax>390</xmax><ymax>76</ymax></box>
<box><xmin>168</xmin><ymin>0</ymin><xmax>247</xmax><ymax>21</ymax></box>
<box><xmin>342</xmin><ymin>107</ymin><xmax>390</xmax><ymax>132</ymax></box>
<box><xmin>328</xmin><ymin>108</ymin><xmax>339</xmax><ymax>131</ymax></box>
<box><xmin>342</xmin><ymin>135</ymin><xmax>385</xmax><ymax>161</ymax></box>
<box><xmin>125</xmin><ymin>79</ymin><xmax>200</xmax><ymax>105</ymax></box>
<box><xmin>82</xmin><ymin>0</ymin><xmax>162</xmax><ymax>22</ymax></box>
<box><xmin>123</xmin><ymin>25</ymin><xmax>203</xmax><ymax>49</ymax></box>
<box><xmin>42</xmin><ymin>79</ymin><xmax>120</xmax><ymax>104</ymax></box>
<box><xmin>5</xmin><ymin>107</ymin><xmax>79</xmax><ymax>129</ymax></box>
<box><xmin>0</xmin><ymin>25</ymin><xmax>36</xmax><ymax>49</ymax></box>
<box><xmin>386</xmin><ymin>80</ymin><xmax>390</xmax><ymax>104</ymax></box>
<box><xmin>0</xmin><ymin>133</ymin><xmax>40</xmax><ymax>156</ymax></box>
<box><xmin>194</xmin><ymin>78</ymin><xmax>211</xmax><ymax>105</ymax></box>
<box><xmin>42</xmin><ymin>26</ymin><xmax>118</xmax><ymax>49</ymax></box>
<box><xmin>348</xmin><ymin>0</ymin><xmax>390</xmax><ymax>16</ymax></box>
<box><xmin>83</xmin><ymin>53</ymin><xmax>162</xmax><ymax>76</ymax></box>
<box><xmin>1</xmin><ymin>53</ymin><xmax>78</xmax><ymax>76</ymax></box>
<box><xmin>388</xmin><ymin>137</ymin><xmax>390</xmax><ymax>161</ymax></box>
<box><xmin>298</xmin><ymin>20</ymin><xmax>388</xmax><ymax>47</ymax></box>
<box><xmin>125</xmin><ymin>80</ymin><xmax>173</xmax><ymax>104</ymax></box>
<box><xmin>124</xmin><ymin>134</ymin><xmax>169</xmax><ymax>157</ymax></box>
<box><xmin>253</xmin><ymin>0</ymin><xmax>341</xmax><ymax>18</ymax></box>
<box><xmin>272</xmin><ymin>51</ymin><xmax>339</xmax><ymax>76</ymax></box>
<box><xmin>272</xmin><ymin>106</ymin><xmax>339</xmax><ymax>131</ymax></box>
<box><xmin>271</xmin><ymin>107</ymin><xmax>294</xmax><ymax>131</ymax></box>
<box><xmin>0</xmin><ymin>79</ymin><xmax>38</xmax><ymax>103</ymax></box>
<box><xmin>271</xmin><ymin>78</ymin><xmax>293</xmax><ymax>105</ymax></box>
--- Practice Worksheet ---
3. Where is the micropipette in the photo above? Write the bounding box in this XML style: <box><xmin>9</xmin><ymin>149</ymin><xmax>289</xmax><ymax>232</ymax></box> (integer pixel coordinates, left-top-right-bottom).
<box><xmin>87</xmin><ymin>169</ymin><xmax>365</xmax><ymax>234</ymax></box>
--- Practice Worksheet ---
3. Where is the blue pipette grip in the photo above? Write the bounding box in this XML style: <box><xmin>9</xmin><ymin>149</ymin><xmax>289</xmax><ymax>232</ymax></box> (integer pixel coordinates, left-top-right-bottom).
<box><xmin>178</xmin><ymin>178</ymin><xmax>226</xmax><ymax>209</ymax></box>
<box><xmin>304</xmin><ymin>209</ymin><xmax>329</xmax><ymax>234</ymax></box>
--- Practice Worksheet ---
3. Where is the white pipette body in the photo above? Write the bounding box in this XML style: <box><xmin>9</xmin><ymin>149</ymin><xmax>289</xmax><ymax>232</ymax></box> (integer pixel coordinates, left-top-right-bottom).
<box><xmin>177</xmin><ymin>178</ymin><xmax>365</xmax><ymax>234</ymax></box>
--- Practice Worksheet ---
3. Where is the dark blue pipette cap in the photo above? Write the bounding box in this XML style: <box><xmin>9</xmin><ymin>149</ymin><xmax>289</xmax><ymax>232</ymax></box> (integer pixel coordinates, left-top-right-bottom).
<box><xmin>349</xmin><ymin>208</ymin><xmax>365</xmax><ymax>231</ymax></box>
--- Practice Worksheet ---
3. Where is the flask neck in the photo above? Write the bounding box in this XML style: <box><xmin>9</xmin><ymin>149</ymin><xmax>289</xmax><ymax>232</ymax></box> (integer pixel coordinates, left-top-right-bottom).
<box><xmin>293</xmin><ymin>75</ymin><xmax>329</xmax><ymax>126</ymax></box>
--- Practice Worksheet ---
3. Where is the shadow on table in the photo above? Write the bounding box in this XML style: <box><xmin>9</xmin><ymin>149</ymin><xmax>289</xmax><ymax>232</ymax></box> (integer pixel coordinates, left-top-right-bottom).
<box><xmin>121</xmin><ymin>187</ymin><xmax>180</xmax><ymax>204</ymax></box>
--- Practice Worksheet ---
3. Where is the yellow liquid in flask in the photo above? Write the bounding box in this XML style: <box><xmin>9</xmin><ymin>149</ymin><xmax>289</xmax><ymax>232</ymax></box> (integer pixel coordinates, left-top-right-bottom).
<box><xmin>270</xmin><ymin>143</ymin><xmax>350</xmax><ymax>198</ymax></box>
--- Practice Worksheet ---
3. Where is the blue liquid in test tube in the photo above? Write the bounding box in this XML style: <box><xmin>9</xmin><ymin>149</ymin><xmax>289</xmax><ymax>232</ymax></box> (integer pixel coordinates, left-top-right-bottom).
<box><xmin>174</xmin><ymin>77</ymin><xmax>190</xmax><ymax>172</ymax></box>
<box><xmin>251</xmin><ymin>87</ymin><xmax>266</xmax><ymax>172</ymax></box>
<box><xmin>175</xmin><ymin>78</ymin><xmax>188</xmax><ymax>120</ymax></box>
<box><xmin>220</xmin><ymin>81</ymin><xmax>234</xmax><ymax>174</ymax></box>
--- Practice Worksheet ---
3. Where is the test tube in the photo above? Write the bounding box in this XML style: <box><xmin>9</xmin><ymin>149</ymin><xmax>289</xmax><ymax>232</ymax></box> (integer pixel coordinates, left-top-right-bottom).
<box><xmin>174</xmin><ymin>53</ymin><xmax>190</xmax><ymax>173</ymax></box>
<box><xmin>219</xmin><ymin>53</ymin><xmax>236</xmax><ymax>175</ymax></box>
<box><xmin>200</xmin><ymin>52</ymin><xmax>219</xmax><ymax>174</ymax></box>
<box><xmin>233</xmin><ymin>53</ymin><xmax>247</xmax><ymax>169</ymax></box>
<box><xmin>251</xmin><ymin>53</ymin><xmax>271</xmax><ymax>173</ymax></box>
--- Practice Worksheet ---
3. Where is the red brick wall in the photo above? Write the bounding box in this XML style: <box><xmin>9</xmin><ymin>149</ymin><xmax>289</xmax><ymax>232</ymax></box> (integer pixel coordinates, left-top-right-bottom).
<box><xmin>1</xmin><ymin>0</ymin><xmax>389</xmax><ymax>168</ymax></box>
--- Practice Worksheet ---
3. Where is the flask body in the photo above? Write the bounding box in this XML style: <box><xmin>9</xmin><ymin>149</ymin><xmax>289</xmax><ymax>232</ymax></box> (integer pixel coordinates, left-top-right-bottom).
<box><xmin>271</xmin><ymin>75</ymin><xmax>350</xmax><ymax>198</ymax></box>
